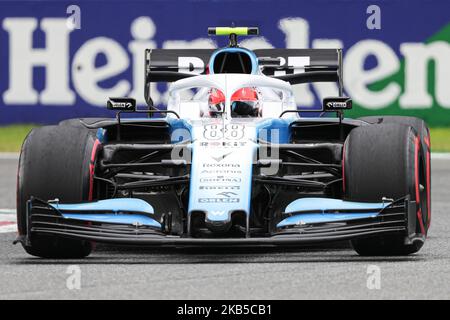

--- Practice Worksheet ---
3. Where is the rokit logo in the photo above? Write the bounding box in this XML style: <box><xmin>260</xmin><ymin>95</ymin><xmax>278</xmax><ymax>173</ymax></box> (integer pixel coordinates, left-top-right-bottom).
<box><xmin>200</xmin><ymin>142</ymin><xmax>247</xmax><ymax>148</ymax></box>
<box><xmin>2</xmin><ymin>16</ymin><xmax>448</xmax><ymax>111</ymax></box>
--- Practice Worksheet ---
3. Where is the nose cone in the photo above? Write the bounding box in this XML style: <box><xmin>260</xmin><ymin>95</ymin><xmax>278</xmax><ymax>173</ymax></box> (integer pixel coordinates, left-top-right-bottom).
<box><xmin>205</xmin><ymin>217</ymin><xmax>232</xmax><ymax>233</ymax></box>
<box><xmin>203</xmin><ymin>210</ymin><xmax>247</xmax><ymax>234</ymax></box>
<box><xmin>187</xmin><ymin>120</ymin><xmax>257</xmax><ymax>235</ymax></box>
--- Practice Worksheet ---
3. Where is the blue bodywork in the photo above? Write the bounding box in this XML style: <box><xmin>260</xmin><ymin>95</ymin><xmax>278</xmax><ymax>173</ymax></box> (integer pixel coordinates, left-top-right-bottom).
<box><xmin>51</xmin><ymin>198</ymin><xmax>155</xmax><ymax>214</ymax></box>
<box><xmin>209</xmin><ymin>47</ymin><xmax>259</xmax><ymax>75</ymax></box>
<box><xmin>277</xmin><ymin>198</ymin><xmax>389</xmax><ymax>227</ymax></box>
<box><xmin>61</xmin><ymin>213</ymin><xmax>161</xmax><ymax>228</ymax></box>
<box><xmin>50</xmin><ymin>198</ymin><xmax>161</xmax><ymax>229</ymax></box>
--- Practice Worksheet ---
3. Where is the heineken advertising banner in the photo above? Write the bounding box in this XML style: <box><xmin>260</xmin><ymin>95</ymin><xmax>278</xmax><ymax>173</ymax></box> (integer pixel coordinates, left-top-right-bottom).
<box><xmin>0</xmin><ymin>0</ymin><xmax>449</xmax><ymax>125</ymax></box>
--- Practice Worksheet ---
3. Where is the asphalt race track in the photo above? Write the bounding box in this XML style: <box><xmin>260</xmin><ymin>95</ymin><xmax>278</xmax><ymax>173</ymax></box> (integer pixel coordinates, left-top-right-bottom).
<box><xmin>0</xmin><ymin>156</ymin><xmax>449</xmax><ymax>299</ymax></box>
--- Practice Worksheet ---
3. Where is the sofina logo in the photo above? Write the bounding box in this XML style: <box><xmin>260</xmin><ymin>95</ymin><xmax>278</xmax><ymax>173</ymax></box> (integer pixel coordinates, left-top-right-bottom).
<box><xmin>1</xmin><ymin>16</ymin><xmax>450</xmax><ymax>125</ymax></box>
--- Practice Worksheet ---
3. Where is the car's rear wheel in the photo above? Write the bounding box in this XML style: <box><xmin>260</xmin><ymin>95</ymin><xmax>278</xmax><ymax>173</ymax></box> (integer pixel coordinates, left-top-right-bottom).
<box><xmin>17</xmin><ymin>125</ymin><xmax>100</xmax><ymax>258</ymax></box>
<box><xmin>58</xmin><ymin>118</ymin><xmax>107</xmax><ymax>128</ymax></box>
<box><xmin>344</xmin><ymin>123</ymin><xmax>429</xmax><ymax>256</ymax></box>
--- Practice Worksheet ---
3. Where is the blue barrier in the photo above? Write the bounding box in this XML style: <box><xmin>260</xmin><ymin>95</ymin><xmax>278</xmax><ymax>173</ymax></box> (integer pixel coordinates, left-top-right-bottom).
<box><xmin>0</xmin><ymin>0</ymin><xmax>449</xmax><ymax>125</ymax></box>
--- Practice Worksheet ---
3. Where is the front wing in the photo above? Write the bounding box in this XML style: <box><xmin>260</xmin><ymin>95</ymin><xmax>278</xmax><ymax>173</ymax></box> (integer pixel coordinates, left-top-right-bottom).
<box><xmin>16</xmin><ymin>196</ymin><xmax>419</xmax><ymax>247</ymax></box>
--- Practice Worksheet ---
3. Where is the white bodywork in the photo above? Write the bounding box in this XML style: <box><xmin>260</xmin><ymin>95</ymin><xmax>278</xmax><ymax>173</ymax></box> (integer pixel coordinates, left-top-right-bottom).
<box><xmin>166</xmin><ymin>74</ymin><xmax>298</xmax><ymax>120</ymax></box>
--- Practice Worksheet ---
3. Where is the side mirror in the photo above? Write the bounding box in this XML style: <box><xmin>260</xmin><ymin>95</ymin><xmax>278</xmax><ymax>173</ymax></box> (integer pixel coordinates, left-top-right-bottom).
<box><xmin>323</xmin><ymin>97</ymin><xmax>352</xmax><ymax>111</ymax></box>
<box><xmin>107</xmin><ymin>97</ymin><xmax>136</xmax><ymax>112</ymax></box>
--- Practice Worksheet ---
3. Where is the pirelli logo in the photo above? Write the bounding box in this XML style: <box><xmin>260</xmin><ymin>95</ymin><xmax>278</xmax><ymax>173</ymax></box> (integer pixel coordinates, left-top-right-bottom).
<box><xmin>199</xmin><ymin>186</ymin><xmax>240</xmax><ymax>190</ymax></box>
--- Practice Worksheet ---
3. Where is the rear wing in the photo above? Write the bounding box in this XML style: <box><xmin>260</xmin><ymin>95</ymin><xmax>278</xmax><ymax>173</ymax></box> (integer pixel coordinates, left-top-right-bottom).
<box><xmin>144</xmin><ymin>48</ymin><xmax>343</xmax><ymax>105</ymax></box>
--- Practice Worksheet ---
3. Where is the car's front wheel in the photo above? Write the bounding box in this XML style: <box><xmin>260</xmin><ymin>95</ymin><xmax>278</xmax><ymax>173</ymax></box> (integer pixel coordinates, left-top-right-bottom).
<box><xmin>17</xmin><ymin>125</ymin><xmax>99</xmax><ymax>258</ymax></box>
<box><xmin>344</xmin><ymin>123</ymin><xmax>429</xmax><ymax>256</ymax></box>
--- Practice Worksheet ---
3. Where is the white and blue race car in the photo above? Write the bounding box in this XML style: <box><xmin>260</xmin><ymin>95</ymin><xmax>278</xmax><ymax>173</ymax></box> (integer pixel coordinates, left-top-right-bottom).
<box><xmin>15</xmin><ymin>27</ymin><xmax>431</xmax><ymax>258</ymax></box>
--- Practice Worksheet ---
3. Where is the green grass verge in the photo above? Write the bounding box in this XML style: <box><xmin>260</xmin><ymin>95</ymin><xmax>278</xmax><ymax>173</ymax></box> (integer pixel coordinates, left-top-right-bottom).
<box><xmin>429</xmin><ymin>128</ymin><xmax>450</xmax><ymax>152</ymax></box>
<box><xmin>0</xmin><ymin>125</ymin><xmax>37</xmax><ymax>152</ymax></box>
<box><xmin>0</xmin><ymin>124</ymin><xmax>449</xmax><ymax>153</ymax></box>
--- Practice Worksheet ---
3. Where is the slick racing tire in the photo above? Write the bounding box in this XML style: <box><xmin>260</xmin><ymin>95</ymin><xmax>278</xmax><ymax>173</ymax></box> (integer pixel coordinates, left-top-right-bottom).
<box><xmin>358</xmin><ymin>116</ymin><xmax>431</xmax><ymax>225</ymax></box>
<box><xmin>17</xmin><ymin>125</ymin><xmax>99</xmax><ymax>258</ymax></box>
<box><xmin>58</xmin><ymin>118</ymin><xmax>107</xmax><ymax>128</ymax></box>
<box><xmin>344</xmin><ymin>123</ymin><xmax>429</xmax><ymax>256</ymax></box>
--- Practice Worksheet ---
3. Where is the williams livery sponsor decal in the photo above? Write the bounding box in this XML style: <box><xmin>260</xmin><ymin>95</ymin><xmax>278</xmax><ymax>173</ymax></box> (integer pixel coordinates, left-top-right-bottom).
<box><xmin>200</xmin><ymin>177</ymin><xmax>242</xmax><ymax>183</ymax></box>
<box><xmin>203</xmin><ymin>124</ymin><xmax>245</xmax><ymax>141</ymax></box>
<box><xmin>198</xmin><ymin>198</ymin><xmax>240</xmax><ymax>203</ymax></box>
<box><xmin>1</xmin><ymin>1</ymin><xmax>449</xmax><ymax>125</ymax></box>
<box><xmin>199</xmin><ymin>191</ymin><xmax>240</xmax><ymax>203</ymax></box>
<box><xmin>216</xmin><ymin>191</ymin><xmax>238</xmax><ymax>198</ymax></box>
<box><xmin>202</xmin><ymin>163</ymin><xmax>240</xmax><ymax>168</ymax></box>
<box><xmin>201</xmin><ymin>170</ymin><xmax>242</xmax><ymax>174</ymax></box>
<box><xmin>188</xmin><ymin>121</ymin><xmax>256</xmax><ymax>222</ymax></box>
<box><xmin>199</xmin><ymin>186</ymin><xmax>240</xmax><ymax>190</ymax></box>
<box><xmin>323</xmin><ymin>97</ymin><xmax>352</xmax><ymax>111</ymax></box>
<box><xmin>200</xmin><ymin>142</ymin><xmax>248</xmax><ymax>148</ymax></box>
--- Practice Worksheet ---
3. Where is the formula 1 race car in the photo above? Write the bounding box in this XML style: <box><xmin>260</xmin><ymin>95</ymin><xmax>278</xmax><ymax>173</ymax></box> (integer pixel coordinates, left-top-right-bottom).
<box><xmin>15</xmin><ymin>27</ymin><xmax>431</xmax><ymax>258</ymax></box>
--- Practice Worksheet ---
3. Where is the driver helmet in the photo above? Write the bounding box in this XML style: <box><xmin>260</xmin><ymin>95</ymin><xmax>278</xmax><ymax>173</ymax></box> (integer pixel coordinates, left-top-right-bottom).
<box><xmin>231</xmin><ymin>87</ymin><xmax>260</xmax><ymax>117</ymax></box>
<box><xmin>208</xmin><ymin>88</ymin><xmax>225</xmax><ymax>117</ymax></box>
<box><xmin>207</xmin><ymin>87</ymin><xmax>260</xmax><ymax>117</ymax></box>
